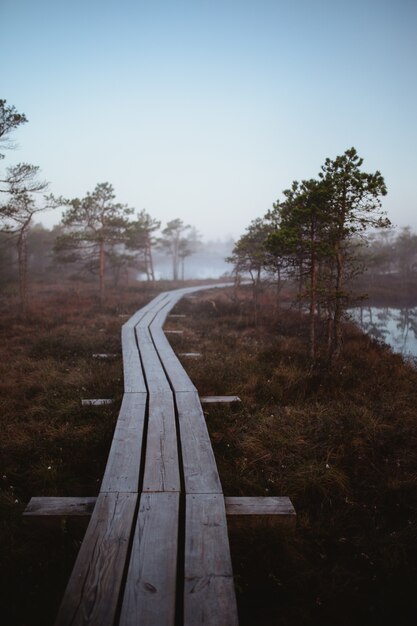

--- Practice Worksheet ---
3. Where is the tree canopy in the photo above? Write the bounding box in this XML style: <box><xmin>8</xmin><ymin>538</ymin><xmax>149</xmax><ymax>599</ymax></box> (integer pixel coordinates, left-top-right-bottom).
<box><xmin>55</xmin><ymin>182</ymin><xmax>133</xmax><ymax>302</ymax></box>
<box><xmin>230</xmin><ymin>148</ymin><xmax>390</xmax><ymax>363</ymax></box>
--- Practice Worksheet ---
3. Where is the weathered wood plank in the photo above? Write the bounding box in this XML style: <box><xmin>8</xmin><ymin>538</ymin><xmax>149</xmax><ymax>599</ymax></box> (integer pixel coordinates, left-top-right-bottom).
<box><xmin>81</xmin><ymin>399</ymin><xmax>115</xmax><ymax>406</ymax></box>
<box><xmin>100</xmin><ymin>392</ymin><xmax>147</xmax><ymax>493</ymax></box>
<box><xmin>225</xmin><ymin>496</ymin><xmax>296</xmax><ymax>529</ymax></box>
<box><xmin>54</xmin><ymin>492</ymin><xmax>137</xmax><ymax>626</ymax></box>
<box><xmin>136</xmin><ymin>327</ymin><xmax>171</xmax><ymax>393</ymax></box>
<box><xmin>50</xmin><ymin>283</ymin><xmax>240</xmax><ymax>626</ymax></box>
<box><xmin>200</xmin><ymin>396</ymin><xmax>241</xmax><ymax>404</ymax></box>
<box><xmin>23</xmin><ymin>497</ymin><xmax>97</xmax><ymax>518</ymax></box>
<box><xmin>124</xmin><ymin>292</ymin><xmax>170</xmax><ymax>328</ymax></box>
<box><xmin>142</xmin><ymin>393</ymin><xmax>180</xmax><ymax>493</ymax></box>
<box><xmin>184</xmin><ymin>494</ymin><xmax>238</xmax><ymax>626</ymax></box>
<box><xmin>119</xmin><ymin>492</ymin><xmax>180</xmax><ymax>626</ymax></box>
<box><xmin>122</xmin><ymin>326</ymin><xmax>147</xmax><ymax>393</ymax></box>
<box><xmin>24</xmin><ymin>495</ymin><xmax>296</xmax><ymax>525</ymax></box>
<box><xmin>150</xmin><ymin>327</ymin><xmax>197</xmax><ymax>393</ymax></box>
<box><xmin>175</xmin><ymin>391</ymin><xmax>222</xmax><ymax>494</ymax></box>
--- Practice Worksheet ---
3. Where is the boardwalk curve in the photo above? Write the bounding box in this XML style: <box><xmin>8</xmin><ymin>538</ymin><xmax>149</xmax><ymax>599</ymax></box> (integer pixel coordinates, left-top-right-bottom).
<box><xmin>54</xmin><ymin>284</ymin><xmax>239</xmax><ymax>626</ymax></box>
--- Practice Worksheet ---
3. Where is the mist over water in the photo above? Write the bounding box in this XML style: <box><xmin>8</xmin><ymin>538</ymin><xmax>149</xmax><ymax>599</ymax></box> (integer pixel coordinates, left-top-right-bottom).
<box><xmin>350</xmin><ymin>306</ymin><xmax>417</xmax><ymax>361</ymax></box>
<box><xmin>146</xmin><ymin>240</ymin><xmax>234</xmax><ymax>280</ymax></box>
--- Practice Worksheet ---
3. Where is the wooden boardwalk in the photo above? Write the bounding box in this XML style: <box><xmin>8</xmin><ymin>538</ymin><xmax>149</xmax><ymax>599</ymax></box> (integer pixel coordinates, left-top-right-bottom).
<box><xmin>54</xmin><ymin>284</ymin><xmax>239</xmax><ymax>626</ymax></box>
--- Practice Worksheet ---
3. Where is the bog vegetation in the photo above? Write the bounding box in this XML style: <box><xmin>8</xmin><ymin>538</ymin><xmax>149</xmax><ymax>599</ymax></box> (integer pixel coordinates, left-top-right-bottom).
<box><xmin>1</xmin><ymin>283</ymin><xmax>416</xmax><ymax>626</ymax></box>
<box><xmin>1</xmin><ymin>99</ymin><xmax>417</xmax><ymax>625</ymax></box>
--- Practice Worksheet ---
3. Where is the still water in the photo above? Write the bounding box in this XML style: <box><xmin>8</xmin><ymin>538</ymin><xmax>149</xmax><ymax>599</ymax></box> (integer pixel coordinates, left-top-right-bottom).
<box><xmin>349</xmin><ymin>307</ymin><xmax>417</xmax><ymax>361</ymax></box>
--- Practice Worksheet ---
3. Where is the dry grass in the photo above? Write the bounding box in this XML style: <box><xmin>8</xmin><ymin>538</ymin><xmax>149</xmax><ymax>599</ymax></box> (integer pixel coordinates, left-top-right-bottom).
<box><xmin>0</xmin><ymin>281</ymin><xmax>160</xmax><ymax>626</ymax></box>
<box><xmin>1</xmin><ymin>281</ymin><xmax>417</xmax><ymax>625</ymax></box>
<box><xmin>170</xmin><ymin>287</ymin><xmax>417</xmax><ymax>626</ymax></box>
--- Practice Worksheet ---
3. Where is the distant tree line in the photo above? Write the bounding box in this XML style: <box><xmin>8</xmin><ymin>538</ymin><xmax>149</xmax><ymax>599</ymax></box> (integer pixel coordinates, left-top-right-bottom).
<box><xmin>0</xmin><ymin>99</ymin><xmax>201</xmax><ymax>312</ymax></box>
<box><xmin>228</xmin><ymin>148</ymin><xmax>397</xmax><ymax>364</ymax></box>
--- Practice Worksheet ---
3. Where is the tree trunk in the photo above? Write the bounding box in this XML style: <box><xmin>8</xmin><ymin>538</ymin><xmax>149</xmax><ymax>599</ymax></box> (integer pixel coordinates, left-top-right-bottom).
<box><xmin>329</xmin><ymin>244</ymin><xmax>343</xmax><ymax>363</ymax></box>
<box><xmin>309</xmin><ymin>248</ymin><xmax>317</xmax><ymax>361</ymax></box>
<box><xmin>172</xmin><ymin>241</ymin><xmax>179</xmax><ymax>281</ymax></box>
<box><xmin>17</xmin><ymin>228</ymin><xmax>28</xmax><ymax>316</ymax></box>
<box><xmin>99</xmin><ymin>238</ymin><xmax>105</xmax><ymax>304</ymax></box>
<box><xmin>146</xmin><ymin>242</ymin><xmax>155</xmax><ymax>282</ymax></box>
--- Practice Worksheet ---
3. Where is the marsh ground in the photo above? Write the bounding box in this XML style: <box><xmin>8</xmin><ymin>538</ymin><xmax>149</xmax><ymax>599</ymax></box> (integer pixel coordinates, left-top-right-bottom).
<box><xmin>0</xmin><ymin>280</ymin><xmax>416</xmax><ymax>625</ymax></box>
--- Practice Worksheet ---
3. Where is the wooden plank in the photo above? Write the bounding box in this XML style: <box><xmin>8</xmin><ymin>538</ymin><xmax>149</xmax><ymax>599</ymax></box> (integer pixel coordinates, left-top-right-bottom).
<box><xmin>24</xmin><ymin>495</ymin><xmax>296</xmax><ymax>521</ymax></box>
<box><xmin>225</xmin><ymin>496</ymin><xmax>296</xmax><ymax>529</ymax></box>
<box><xmin>81</xmin><ymin>399</ymin><xmax>114</xmax><ymax>406</ymax></box>
<box><xmin>23</xmin><ymin>497</ymin><xmax>97</xmax><ymax>518</ymax></box>
<box><xmin>122</xmin><ymin>325</ymin><xmax>147</xmax><ymax>393</ymax></box>
<box><xmin>151</xmin><ymin>296</ymin><xmax>183</xmax><ymax>330</ymax></box>
<box><xmin>175</xmin><ymin>391</ymin><xmax>222</xmax><ymax>494</ymax></box>
<box><xmin>100</xmin><ymin>392</ymin><xmax>147</xmax><ymax>493</ymax></box>
<box><xmin>142</xmin><ymin>393</ymin><xmax>180</xmax><ymax>493</ymax></box>
<box><xmin>54</xmin><ymin>492</ymin><xmax>137</xmax><ymax>626</ymax></box>
<box><xmin>135</xmin><ymin>293</ymin><xmax>174</xmax><ymax>330</ymax></box>
<box><xmin>150</xmin><ymin>327</ymin><xmax>196</xmax><ymax>393</ymax></box>
<box><xmin>200</xmin><ymin>396</ymin><xmax>241</xmax><ymax>404</ymax></box>
<box><xmin>136</xmin><ymin>326</ymin><xmax>171</xmax><ymax>393</ymax></box>
<box><xmin>184</xmin><ymin>494</ymin><xmax>238</xmax><ymax>626</ymax></box>
<box><xmin>124</xmin><ymin>292</ymin><xmax>170</xmax><ymax>328</ymax></box>
<box><xmin>119</xmin><ymin>492</ymin><xmax>180</xmax><ymax>626</ymax></box>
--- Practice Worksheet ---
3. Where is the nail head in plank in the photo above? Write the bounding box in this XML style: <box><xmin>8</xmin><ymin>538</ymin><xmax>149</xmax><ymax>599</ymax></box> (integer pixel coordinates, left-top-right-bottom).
<box><xmin>184</xmin><ymin>493</ymin><xmax>238</xmax><ymax>626</ymax></box>
<box><xmin>54</xmin><ymin>492</ymin><xmax>137</xmax><ymax>626</ymax></box>
<box><xmin>119</xmin><ymin>492</ymin><xmax>180</xmax><ymax>626</ymax></box>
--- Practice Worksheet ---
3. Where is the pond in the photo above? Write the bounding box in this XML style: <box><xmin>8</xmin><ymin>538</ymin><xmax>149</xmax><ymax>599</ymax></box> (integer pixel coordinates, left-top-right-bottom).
<box><xmin>349</xmin><ymin>306</ymin><xmax>417</xmax><ymax>362</ymax></box>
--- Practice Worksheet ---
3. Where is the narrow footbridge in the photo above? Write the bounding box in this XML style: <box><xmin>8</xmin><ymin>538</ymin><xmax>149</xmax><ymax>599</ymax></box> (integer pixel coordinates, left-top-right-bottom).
<box><xmin>25</xmin><ymin>284</ymin><xmax>296</xmax><ymax>626</ymax></box>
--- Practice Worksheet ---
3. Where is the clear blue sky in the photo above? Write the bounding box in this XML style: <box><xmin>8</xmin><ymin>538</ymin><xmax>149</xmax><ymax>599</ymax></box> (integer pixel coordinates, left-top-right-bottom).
<box><xmin>1</xmin><ymin>0</ymin><xmax>416</xmax><ymax>239</ymax></box>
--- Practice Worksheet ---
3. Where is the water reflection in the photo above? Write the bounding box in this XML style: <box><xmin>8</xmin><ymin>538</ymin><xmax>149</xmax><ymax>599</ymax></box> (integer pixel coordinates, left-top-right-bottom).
<box><xmin>349</xmin><ymin>306</ymin><xmax>417</xmax><ymax>360</ymax></box>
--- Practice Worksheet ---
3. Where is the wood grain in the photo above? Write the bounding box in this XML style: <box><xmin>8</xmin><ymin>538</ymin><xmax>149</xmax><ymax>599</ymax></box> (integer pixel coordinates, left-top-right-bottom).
<box><xmin>142</xmin><ymin>392</ymin><xmax>180</xmax><ymax>493</ymax></box>
<box><xmin>23</xmin><ymin>497</ymin><xmax>97</xmax><ymax>518</ymax></box>
<box><xmin>175</xmin><ymin>391</ymin><xmax>222</xmax><ymax>494</ymax></box>
<box><xmin>121</xmin><ymin>326</ymin><xmax>147</xmax><ymax>393</ymax></box>
<box><xmin>150</xmin><ymin>327</ymin><xmax>197</xmax><ymax>392</ymax></box>
<box><xmin>136</xmin><ymin>326</ymin><xmax>171</xmax><ymax>393</ymax></box>
<box><xmin>225</xmin><ymin>496</ymin><xmax>296</xmax><ymax>529</ymax></box>
<box><xmin>54</xmin><ymin>492</ymin><xmax>137</xmax><ymax>626</ymax></box>
<box><xmin>100</xmin><ymin>392</ymin><xmax>147</xmax><ymax>493</ymax></box>
<box><xmin>119</xmin><ymin>492</ymin><xmax>180</xmax><ymax>626</ymax></box>
<box><xmin>184</xmin><ymin>494</ymin><xmax>238</xmax><ymax>626</ymax></box>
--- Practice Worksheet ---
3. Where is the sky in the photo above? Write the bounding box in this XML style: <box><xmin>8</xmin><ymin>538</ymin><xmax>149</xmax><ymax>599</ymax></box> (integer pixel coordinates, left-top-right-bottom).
<box><xmin>1</xmin><ymin>0</ymin><xmax>417</xmax><ymax>240</ymax></box>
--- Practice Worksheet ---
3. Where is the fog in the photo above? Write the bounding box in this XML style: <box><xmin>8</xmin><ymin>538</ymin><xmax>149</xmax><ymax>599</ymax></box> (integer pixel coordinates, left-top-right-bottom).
<box><xmin>150</xmin><ymin>239</ymin><xmax>234</xmax><ymax>280</ymax></box>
